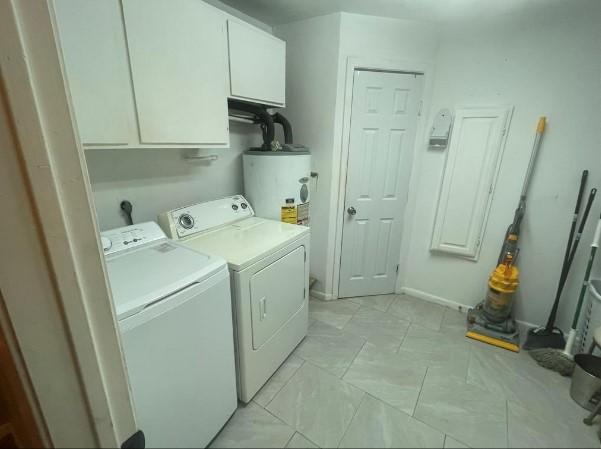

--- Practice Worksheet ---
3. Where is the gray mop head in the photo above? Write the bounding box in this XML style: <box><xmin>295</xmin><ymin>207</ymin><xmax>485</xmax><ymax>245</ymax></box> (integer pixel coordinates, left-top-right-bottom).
<box><xmin>529</xmin><ymin>348</ymin><xmax>575</xmax><ymax>376</ymax></box>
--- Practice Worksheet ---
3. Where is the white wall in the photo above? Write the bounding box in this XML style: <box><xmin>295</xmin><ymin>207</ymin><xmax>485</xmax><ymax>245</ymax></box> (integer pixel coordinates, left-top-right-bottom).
<box><xmin>338</xmin><ymin>13</ymin><xmax>439</xmax><ymax>61</ymax></box>
<box><xmin>274</xmin><ymin>13</ymin><xmax>343</xmax><ymax>297</ymax></box>
<box><xmin>87</xmin><ymin>122</ymin><xmax>263</xmax><ymax>230</ymax></box>
<box><xmin>403</xmin><ymin>1</ymin><xmax>601</xmax><ymax>329</ymax></box>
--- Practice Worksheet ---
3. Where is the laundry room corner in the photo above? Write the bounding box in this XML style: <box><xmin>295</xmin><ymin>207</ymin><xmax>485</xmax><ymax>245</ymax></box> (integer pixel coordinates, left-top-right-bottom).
<box><xmin>4</xmin><ymin>0</ymin><xmax>601</xmax><ymax>447</ymax></box>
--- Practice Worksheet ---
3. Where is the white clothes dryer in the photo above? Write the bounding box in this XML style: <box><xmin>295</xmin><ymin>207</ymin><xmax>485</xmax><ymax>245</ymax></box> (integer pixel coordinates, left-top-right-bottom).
<box><xmin>158</xmin><ymin>196</ymin><xmax>310</xmax><ymax>403</ymax></box>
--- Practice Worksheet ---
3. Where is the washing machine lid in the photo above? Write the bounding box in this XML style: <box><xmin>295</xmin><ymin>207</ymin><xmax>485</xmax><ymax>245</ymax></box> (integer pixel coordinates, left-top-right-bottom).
<box><xmin>104</xmin><ymin>238</ymin><xmax>226</xmax><ymax>321</ymax></box>
<box><xmin>181</xmin><ymin>217</ymin><xmax>309</xmax><ymax>271</ymax></box>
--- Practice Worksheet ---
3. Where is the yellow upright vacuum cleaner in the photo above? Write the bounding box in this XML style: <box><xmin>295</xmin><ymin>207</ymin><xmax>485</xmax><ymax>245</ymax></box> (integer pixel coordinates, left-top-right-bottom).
<box><xmin>467</xmin><ymin>117</ymin><xmax>547</xmax><ymax>352</ymax></box>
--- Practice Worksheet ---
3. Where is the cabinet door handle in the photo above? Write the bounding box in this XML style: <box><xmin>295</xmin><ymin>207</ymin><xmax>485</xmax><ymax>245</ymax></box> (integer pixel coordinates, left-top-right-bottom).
<box><xmin>347</xmin><ymin>206</ymin><xmax>357</xmax><ymax>216</ymax></box>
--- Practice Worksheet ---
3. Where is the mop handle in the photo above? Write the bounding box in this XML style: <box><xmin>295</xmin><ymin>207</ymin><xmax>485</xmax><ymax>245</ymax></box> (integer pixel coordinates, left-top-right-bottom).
<box><xmin>568</xmin><ymin>215</ymin><xmax>601</xmax><ymax>348</ymax></box>
<box><xmin>546</xmin><ymin>188</ymin><xmax>597</xmax><ymax>331</ymax></box>
<box><xmin>559</xmin><ymin>171</ymin><xmax>589</xmax><ymax>294</ymax></box>
<box><xmin>568</xmin><ymin>188</ymin><xmax>598</xmax><ymax>268</ymax></box>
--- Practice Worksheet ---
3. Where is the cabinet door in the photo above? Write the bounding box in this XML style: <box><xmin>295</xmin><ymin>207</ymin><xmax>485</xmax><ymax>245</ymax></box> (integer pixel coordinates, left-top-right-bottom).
<box><xmin>53</xmin><ymin>0</ymin><xmax>136</xmax><ymax>145</ymax></box>
<box><xmin>431</xmin><ymin>106</ymin><xmax>512</xmax><ymax>260</ymax></box>
<box><xmin>228</xmin><ymin>20</ymin><xmax>286</xmax><ymax>106</ymax></box>
<box><xmin>122</xmin><ymin>0</ymin><xmax>230</xmax><ymax>146</ymax></box>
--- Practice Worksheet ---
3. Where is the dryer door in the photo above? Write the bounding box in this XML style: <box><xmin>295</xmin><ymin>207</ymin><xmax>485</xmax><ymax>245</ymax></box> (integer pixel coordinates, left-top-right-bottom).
<box><xmin>250</xmin><ymin>245</ymin><xmax>306</xmax><ymax>349</ymax></box>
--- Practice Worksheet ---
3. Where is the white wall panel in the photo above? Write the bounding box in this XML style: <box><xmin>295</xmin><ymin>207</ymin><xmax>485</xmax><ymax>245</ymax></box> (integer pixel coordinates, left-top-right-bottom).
<box><xmin>431</xmin><ymin>106</ymin><xmax>511</xmax><ymax>259</ymax></box>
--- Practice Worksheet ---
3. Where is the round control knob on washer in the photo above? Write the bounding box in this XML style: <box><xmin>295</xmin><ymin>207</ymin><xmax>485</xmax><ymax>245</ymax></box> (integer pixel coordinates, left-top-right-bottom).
<box><xmin>240</xmin><ymin>203</ymin><xmax>248</xmax><ymax>209</ymax></box>
<box><xmin>101</xmin><ymin>236</ymin><xmax>112</xmax><ymax>252</ymax></box>
<box><xmin>179</xmin><ymin>213</ymin><xmax>195</xmax><ymax>229</ymax></box>
<box><xmin>232</xmin><ymin>204</ymin><xmax>239</xmax><ymax>211</ymax></box>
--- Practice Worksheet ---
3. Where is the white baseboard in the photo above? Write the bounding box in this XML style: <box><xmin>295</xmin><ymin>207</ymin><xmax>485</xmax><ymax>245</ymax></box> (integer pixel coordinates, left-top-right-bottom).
<box><xmin>400</xmin><ymin>287</ymin><xmax>470</xmax><ymax>312</ymax></box>
<box><xmin>309</xmin><ymin>288</ymin><xmax>337</xmax><ymax>301</ymax></box>
<box><xmin>400</xmin><ymin>286</ymin><xmax>539</xmax><ymax>330</ymax></box>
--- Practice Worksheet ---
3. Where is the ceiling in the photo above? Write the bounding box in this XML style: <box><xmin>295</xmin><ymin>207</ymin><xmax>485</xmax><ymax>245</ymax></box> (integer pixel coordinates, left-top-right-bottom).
<box><xmin>218</xmin><ymin>0</ymin><xmax>547</xmax><ymax>26</ymax></box>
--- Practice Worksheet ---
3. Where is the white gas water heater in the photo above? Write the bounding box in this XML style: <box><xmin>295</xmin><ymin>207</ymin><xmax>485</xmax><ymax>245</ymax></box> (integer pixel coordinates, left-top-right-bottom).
<box><xmin>243</xmin><ymin>148</ymin><xmax>311</xmax><ymax>225</ymax></box>
<box><xmin>230</xmin><ymin>100</ymin><xmax>311</xmax><ymax>226</ymax></box>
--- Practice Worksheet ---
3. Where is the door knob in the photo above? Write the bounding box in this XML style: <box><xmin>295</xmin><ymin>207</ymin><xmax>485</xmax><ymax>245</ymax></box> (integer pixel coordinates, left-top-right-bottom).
<box><xmin>347</xmin><ymin>206</ymin><xmax>357</xmax><ymax>216</ymax></box>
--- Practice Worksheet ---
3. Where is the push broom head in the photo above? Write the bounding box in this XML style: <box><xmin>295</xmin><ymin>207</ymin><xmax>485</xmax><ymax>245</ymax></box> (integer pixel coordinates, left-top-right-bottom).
<box><xmin>529</xmin><ymin>348</ymin><xmax>575</xmax><ymax>376</ymax></box>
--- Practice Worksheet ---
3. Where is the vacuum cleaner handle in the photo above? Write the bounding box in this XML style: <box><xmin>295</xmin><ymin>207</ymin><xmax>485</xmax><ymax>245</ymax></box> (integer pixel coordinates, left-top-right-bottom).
<box><xmin>497</xmin><ymin>117</ymin><xmax>547</xmax><ymax>264</ymax></box>
<box><xmin>545</xmin><ymin>188</ymin><xmax>597</xmax><ymax>331</ymax></box>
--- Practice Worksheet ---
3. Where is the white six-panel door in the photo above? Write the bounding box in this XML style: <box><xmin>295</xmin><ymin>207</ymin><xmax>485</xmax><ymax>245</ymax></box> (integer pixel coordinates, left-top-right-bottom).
<box><xmin>338</xmin><ymin>70</ymin><xmax>423</xmax><ymax>298</ymax></box>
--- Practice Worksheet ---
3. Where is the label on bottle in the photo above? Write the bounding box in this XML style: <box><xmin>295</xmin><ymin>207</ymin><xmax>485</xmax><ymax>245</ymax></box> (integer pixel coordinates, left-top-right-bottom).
<box><xmin>297</xmin><ymin>202</ymin><xmax>310</xmax><ymax>226</ymax></box>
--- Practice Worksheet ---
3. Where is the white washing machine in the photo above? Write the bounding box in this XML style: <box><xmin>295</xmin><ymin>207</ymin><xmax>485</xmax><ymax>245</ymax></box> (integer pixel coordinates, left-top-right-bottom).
<box><xmin>101</xmin><ymin>222</ymin><xmax>237</xmax><ymax>448</ymax></box>
<box><xmin>158</xmin><ymin>196</ymin><xmax>310</xmax><ymax>403</ymax></box>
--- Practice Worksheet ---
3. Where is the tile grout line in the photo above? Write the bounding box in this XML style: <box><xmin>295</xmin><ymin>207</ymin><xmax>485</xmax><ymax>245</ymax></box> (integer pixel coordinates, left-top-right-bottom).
<box><xmin>412</xmin><ymin>366</ymin><xmax>429</xmax><ymax>418</ymax></box>
<box><xmin>360</xmin><ymin>391</ymin><xmax>449</xmax><ymax>445</ymax></box>
<box><xmin>340</xmin><ymin>339</ymin><xmax>368</xmax><ymax>380</ymax></box>
<box><xmin>282</xmin><ymin>431</ymin><xmax>296</xmax><ymax>449</ymax></box>
<box><xmin>262</xmin><ymin>358</ymin><xmax>306</xmax><ymax>409</ymax></box>
<box><xmin>296</xmin><ymin>431</ymin><xmax>319</xmax><ymax>449</ymax></box>
<box><xmin>396</xmin><ymin>321</ymin><xmax>413</xmax><ymax>353</ymax></box>
<box><xmin>257</xmin><ymin>397</ymin><xmax>297</xmax><ymax>430</ymax></box>
<box><xmin>282</xmin><ymin>430</ymin><xmax>296</xmax><ymax>449</ymax></box>
<box><xmin>336</xmin><ymin>391</ymin><xmax>368</xmax><ymax>448</ymax></box>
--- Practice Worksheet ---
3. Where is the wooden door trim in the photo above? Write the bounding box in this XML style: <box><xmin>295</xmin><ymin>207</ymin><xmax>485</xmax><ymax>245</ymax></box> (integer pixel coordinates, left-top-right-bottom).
<box><xmin>0</xmin><ymin>1</ymin><xmax>137</xmax><ymax>446</ymax></box>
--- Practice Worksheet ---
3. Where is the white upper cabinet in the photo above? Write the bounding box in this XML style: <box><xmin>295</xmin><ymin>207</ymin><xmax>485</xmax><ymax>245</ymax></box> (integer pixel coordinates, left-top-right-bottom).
<box><xmin>227</xmin><ymin>20</ymin><xmax>286</xmax><ymax>107</ymax></box>
<box><xmin>431</xmin><ymin>106</ymin><xmax>513</xmax><ymax>260</ymax></box>
<box><xmin>53</xmin><ymin>0</ymin><xmax>137</xmax><ymax>146</ymax></box>
<box><xmin>54</xmin><ymin>1</ymin><xmax>285</xmax><ymax>149</ymax></box>
<box><xmin>122</xmin><ymin>0</ymin><xmax>229</xmax><ymax>146</ymax></box>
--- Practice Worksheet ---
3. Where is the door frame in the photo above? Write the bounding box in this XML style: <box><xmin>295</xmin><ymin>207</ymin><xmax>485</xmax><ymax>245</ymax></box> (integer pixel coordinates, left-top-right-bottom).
<box><xmin>332</xmin><ymin>56</ymin><xmax>435</xmax><ymax>299</ymax></box>
<box><xmin>0</xmin><ymin>1</ymin><xmax>137</xmax><ymax>447</ymax></box>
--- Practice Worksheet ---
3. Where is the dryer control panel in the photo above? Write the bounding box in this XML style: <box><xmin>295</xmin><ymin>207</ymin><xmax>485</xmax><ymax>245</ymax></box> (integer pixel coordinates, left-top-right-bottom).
<box><xmin>100</xmin><ymin>222</ymin><xmax>166</xmax><ymax>256</ymax></box>
<box><xmin>158</xmin><ymin>195</ymin><xmax>254</xmax><ymax>239</ymax></box>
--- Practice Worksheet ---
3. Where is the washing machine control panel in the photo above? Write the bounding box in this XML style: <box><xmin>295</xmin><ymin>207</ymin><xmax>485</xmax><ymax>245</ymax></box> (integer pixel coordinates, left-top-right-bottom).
<box><xmin>100</xmin><ymin>222</ymin><xmax>166</xmax><ymax>256</ymax></box>
<box><xmin>167</xmin><ymin>195</ymin><xmax>254</xmax><ymax>239</ymax></box>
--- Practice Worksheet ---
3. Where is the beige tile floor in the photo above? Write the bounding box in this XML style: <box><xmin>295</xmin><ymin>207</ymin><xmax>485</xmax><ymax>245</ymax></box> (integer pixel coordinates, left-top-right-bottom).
<box><xmin>210</xmin><ymin>295</ymin><xmax>601</xmax><ymax>448</ymax></box>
